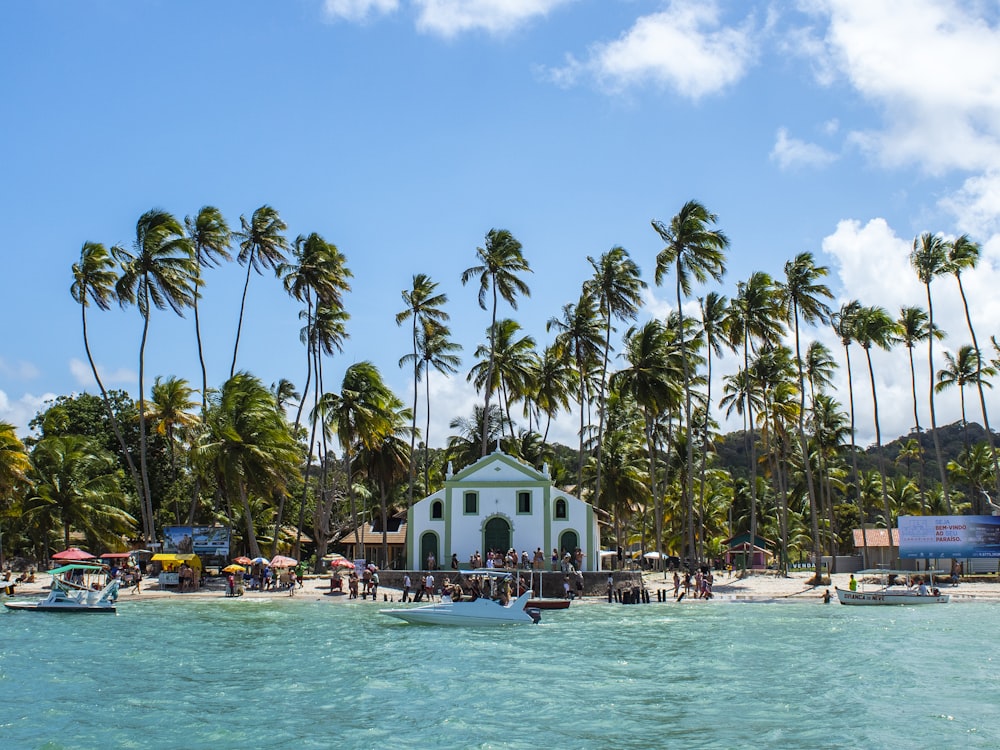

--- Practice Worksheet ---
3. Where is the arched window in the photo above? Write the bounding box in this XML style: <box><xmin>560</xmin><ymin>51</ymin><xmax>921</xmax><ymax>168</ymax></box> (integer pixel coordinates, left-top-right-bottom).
<box><xmin>555</xmin><ymin>498</ymin><xmax>567</xmax><ymax>519</ymax></box>
<box><xmin>431</xmin><ymin>500</ymin><xmax>443</xmax><ymax>519</ymax></box>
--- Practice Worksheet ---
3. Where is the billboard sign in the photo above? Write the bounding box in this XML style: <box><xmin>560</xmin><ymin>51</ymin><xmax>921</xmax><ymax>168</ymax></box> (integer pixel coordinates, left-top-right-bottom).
<box><xmin>898</xmin><ymin>515</ymin><xmax>1000</xmax><ymax>559</ymax></box>
<box><xmin>162</xmin><ymin>526</ymin><xmax>231</xmax><ymax>557</ymax></box>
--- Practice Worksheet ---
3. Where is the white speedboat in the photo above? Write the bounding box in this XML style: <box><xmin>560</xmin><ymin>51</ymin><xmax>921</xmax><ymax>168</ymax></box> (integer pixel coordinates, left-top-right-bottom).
<box><xmin>381</xmin><ymin>589</ymin><xmax>541</xmax><ymax>625</ymax></box>
<box><xmin>835</xmin><ymin>569</ymin><xmax>950</xmax><ymax>606</ymax></box>
<box><xmin>3</xmin><ymin>564</ymin><xmax>119</xmax><ymax>613</ymax></box>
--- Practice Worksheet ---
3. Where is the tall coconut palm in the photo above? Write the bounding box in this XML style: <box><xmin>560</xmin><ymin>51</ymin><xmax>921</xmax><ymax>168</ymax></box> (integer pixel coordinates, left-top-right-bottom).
<box><xmin>0</xmin><ymin>421</ymin><xmax>30</xmax><ymax>557</ymax></box>
<box><xmin>831</xmin><ymin>301</ymin><xmax>870</xmax><ymax>559</ymax></box>
<box><xmin>854</xmin><ymin>305</ymin><xmax>901</xmax><ymax>560</ymax></box>
<box><xmin>548</xmin><ymin>293</ymin><xmax>604</xmax><ymax>491</ymax></box>
<box><xmin>696</xmin><ymin>291</ymin><xmax>728</xmax><ymax>559</ymax></box>
<box><xmin>530</xmin><ymin>344</ymin><xmax>577</xmax><ymax>444</ymax></box>
<box><xmin>779</xmin><ymin>251</ymin><xmax>832</xmax><ymax>582</ymax></box>
<box><xmin>470</xmin><ymin>318</ymin><xmax>536</xmax><ymax>438</ymax></box>
<box><xmin>114</xmin><ymin>209</ymin><xmax>198</xmax><ymax>544</ymax></box>
<box><xmin>357</xmin><ymin>402</ymin><xmax>412</xmax><ymax>568</ymax></box>
<box><xmin>653</xmin><ymin>200</ymin><xmax>729</xmax><ymax>563</ymax></box>
<box><xmin>725</xmin><ymin>272</ymin><xmax>782</xmax><ymax>569</ymax></box>
<box><xmin>936</xmin><ymin>345</ymin><xmax>996</xmax><ymax>445</ymax></box>
<box><xmin>322</xmin><ymin>362</ymin><xmax>399</xmax><ymax>552</ymax></box>
<box><xmin>460</xmin><ymin>229</ymin><xmax>532</xmax><ymax>456</ymax></box>
<box><xmin>400</xmin><ymin>319</ymin><xmax>461</xmax><ymax>496</ymax></box>
<box><xmin>184</xmin><ymin>206</ymin><xmax>232</xmax><ymax>412</ymax></box>
<box><xmin>396</xmin><ymin>274</ymin><xmax>449</xmax><ymax>506</ymax></box>
<box><xmin>611</xmin><ymin>320</ymin><xmax>680</xmax><ymax>559</ymax></box>
<box><xmin>910</xmin><ymin>232</ymin><xmax>951</xmax><ymax>507</ymax></box>
<box><xmin>148</xmin><ymin>375</ymin><xmax>198</xmax><ymax>524</ymax></box>
<box><xmin>71</xmin><ymin>242</ymin><xmax>145</xmax><ymax>513</ymax></box>
<box><xmin>584</xmin><ymin>246</ymin><xmax>646</xmax><ymax>500</ymax></box>
<box><xmin>231</xmin><ymin>205</ymin><xmax>289</xmax><ymax>377</ymax></box>
<box><xmin>196</xmin><ymin>373</ymin><xmax>299</xmax><ymax>558</ymax></box>
<box><xmin>447</xmin><ymin>405</ymin><xmax>507</xmax><ymax>470</ymax></box>
<box><xmin>946</xmin><ymin>234</ymin><xmax>1000</xmax><ymax>496</ymax></box>
<box><xmin>896</xmin><ymin>305</ymin><xmax>942</xmax><ymax>510</ymax></box>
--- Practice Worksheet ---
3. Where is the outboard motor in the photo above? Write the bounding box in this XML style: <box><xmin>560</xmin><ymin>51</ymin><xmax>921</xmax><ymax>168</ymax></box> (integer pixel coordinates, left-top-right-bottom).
<box><xmin>526</xmin><ymin>607</ymin><xmax>542</xmax><ymax>624</ymax></box>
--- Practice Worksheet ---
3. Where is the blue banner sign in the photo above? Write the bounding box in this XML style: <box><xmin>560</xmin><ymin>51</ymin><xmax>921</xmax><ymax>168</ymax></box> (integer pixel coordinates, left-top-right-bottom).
<box><xmin>899</xmin><ymin>515</ymin><xmax>1000</xmax><ymax>558</ymax></box>
<box><xmin>162</xmin><ymin>526</ymin><xmax>231</xmax><ymax>557</ymax></box>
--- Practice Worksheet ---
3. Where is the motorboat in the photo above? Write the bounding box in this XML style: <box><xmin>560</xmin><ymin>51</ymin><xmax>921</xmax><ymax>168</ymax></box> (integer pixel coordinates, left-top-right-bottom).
<box><xmin>3</xmin><ymin>563</ymin><xmax>119</xmax><ymax>613</ymax></box>
<box><xmin>381</xmin><ymin>588</ymin><xmax>541</xmax><ymax>625</ymax></box>
<box><xmin>835</xmin><ymin>569</ymin><xmax>950</xmax><ymax>606</ymax></box>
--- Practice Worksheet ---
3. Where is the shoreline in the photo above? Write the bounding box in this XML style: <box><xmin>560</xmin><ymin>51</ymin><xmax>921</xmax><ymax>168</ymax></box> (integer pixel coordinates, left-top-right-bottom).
<box><xmin>6</xmin><ymin>569</ymin><xmax>1000</xmax><ymax>605</ymax></box>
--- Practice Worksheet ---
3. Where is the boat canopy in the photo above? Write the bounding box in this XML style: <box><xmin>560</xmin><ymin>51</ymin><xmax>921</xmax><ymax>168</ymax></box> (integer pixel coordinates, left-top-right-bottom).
<box><xmin>47</xmin><ymin>563</ymin><xmax>106</xmax><ymax>576</ymax></box>
<box><xmin>151</xmin><ymin>553</ymin><xmax>202</xmax><ymax>570</ymax></box>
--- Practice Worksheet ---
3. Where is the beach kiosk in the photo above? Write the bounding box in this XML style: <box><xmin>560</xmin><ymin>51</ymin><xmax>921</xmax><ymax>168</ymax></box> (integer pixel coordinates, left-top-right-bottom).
<box><xmin>151</xmin><ymin>553</ymin><xmax>202</xmax><ymax>591</ymax></box>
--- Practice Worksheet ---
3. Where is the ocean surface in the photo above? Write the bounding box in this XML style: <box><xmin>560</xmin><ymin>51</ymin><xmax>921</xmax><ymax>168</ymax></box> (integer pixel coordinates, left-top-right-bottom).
<box><xmin>1</xmin><ymin>594</ymin><xmax>997</xmax><ymax>750</ymax></box>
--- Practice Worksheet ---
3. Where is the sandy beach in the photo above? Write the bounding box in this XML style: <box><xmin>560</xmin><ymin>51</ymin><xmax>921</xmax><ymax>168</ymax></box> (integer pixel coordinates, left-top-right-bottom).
<box><xmin>6</xmin><ymin>568</ymin><xmax>1000</xmax><ymax>605</ymax></box>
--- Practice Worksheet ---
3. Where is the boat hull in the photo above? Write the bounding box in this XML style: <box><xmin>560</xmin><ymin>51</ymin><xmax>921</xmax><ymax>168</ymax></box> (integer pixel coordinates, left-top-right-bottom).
<box><xmin>835</xmin><ymin>587</ymin><xmax>949</xmax><ymax>605</ymax></box>
<box><xmin>3</xmin><ymin>601</ymin><xmax>116</xmax><ymax>612</ymax></box>
<box><xmin>381</xmin><ymin>590</ymin><xmax>539</xmax><ymax>625</ymax></box>
<box><xmin>525</xmin><ymin>598</ymin><xmax>570</xmax><ymax>610</ymax></box>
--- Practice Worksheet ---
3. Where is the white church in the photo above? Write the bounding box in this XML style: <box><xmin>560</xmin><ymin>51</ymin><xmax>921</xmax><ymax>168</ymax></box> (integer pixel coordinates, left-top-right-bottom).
<box><xmin>405</xmin><ymin>448</ymin><xmax>600</xmax><ymax>572</ymax></box>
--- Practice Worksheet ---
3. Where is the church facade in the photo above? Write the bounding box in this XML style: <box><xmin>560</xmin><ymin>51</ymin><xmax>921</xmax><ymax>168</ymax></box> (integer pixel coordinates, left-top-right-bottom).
<box><xmin>405</xmin><ymin>449</ymin><xmax>599</xmax><ymax>572</ymax></box>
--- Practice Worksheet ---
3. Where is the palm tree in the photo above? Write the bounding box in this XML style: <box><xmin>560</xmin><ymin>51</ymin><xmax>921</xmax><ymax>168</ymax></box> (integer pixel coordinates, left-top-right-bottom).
<box><xmin>148</xmin><ymin>375</ymin><xmax>198</xmax><ymax>523</ymax></box>
<box><xmin>831</xmin><ymin>301</ymin><xmax>870</xmax><ymax>559</ymax></box>
<box><xmin>936</xmin><ymin>345</ymin><xmax>996</xmax><ymax>445</ymax></box>
<box><xmin>114</xmin><ymin>209</ymin><xmax>198</xmax><ymax>544</ymax></box>
<box><xmin>584</xmin><ymin>246</ymin><xmax>646</xmax><ymax>500</ymax></box>
<box><xmin>322</xmin><ymin>362</ymin><xmax>399</xmax><ymax>552</ymax></box>
<box><xmin>460</xmin><ymin>229</ymin><xmax>532</xmax><ymax>456</ymax></box>
<box><xmin>896</xmin><ymin>305</ymin><xmax>942</xmax><ymax>510</ymax></box>
<box><xmin>725</xmin><ymin>272</ymin><xmax>782</xmax><ymax>569</ymax></box>
<box><xmin>854</xmin><ymin>305</ymin><xmax>901</xmax><ymax>561</ymax></box>
<box><xmin>0</xmin><ymin>421</ymin><xmax>29</xmax><ymax>498</ymax></box>
<box><xmin>400</xmin><ymin>319</ymin><xmax>461</xmax><ymax>495</ymax></box>
<box><xmin>232</xmin><ymin>205</ymin><xmax>289</xmax><ymax>377</ymax></box>
<box><xmin>396</xmin><ymin>274</ymin><xmax>449</xmax><ymax>506</ymax></box>
<box><xmin>470</xmin><ymin>319</ymin><xmax>536</xmax><ymax>438</ymax></box>
<box><xmin>530</xmin><ymin>344</ymin><xmax>577</xmax><ymax>444</ymax></box>
<box><xmin>779</xmin><ymin>251</ymin><xmax>832</xmax><ymax>582</ymax></box>
<box><xmin>196</xmin><ymin>373</ymin><xmax>299</xmax><ymax>558</ymax></box>
<box><xmin>357</xmin><ymin>402</ymin><xmax>412</xmax><ymax>569</ymax></box>
<box><xmin>25</xmin><ymin>435</ymin><xmax>135</xmax><ymax>551</ymax></box>
<box><xmin>946</xmin><ymin>234</ymin><xmax>1000</xmax><ymax>496</ymax></box>
<box><xmin>184</xmin><ymin>206</ymin><xmax>232</xmax><ymax>412</ymax></box>
<box><xmin>611</xmin><ymin>320</ymin><xmax>679</xmax><ymax>559</ymax></box>
<box><xmin>447</xmin><ymin>405</ymin><xmax>507</xmax><ymax>470</ymax></box>
<box><xmin>71</xmin><ymin>242</ymin><xmax>145</xmax><ymax>513</ymax></box>
<box><xmin>910</xmin><ymin>232</ymin><xmax>951</xmax><ymax>507</ymax></box>
<box><xmin>696</xmin><ymin>292</ymin><xmax>728</xmax><ymax>560</ymax></box>
<box><xmin>653</xmin><ymin>200</ymin><xmax>729</xmax><ymax>563</ymax></box>
<box><xmin>548</xmin><ymin>293</ymin><xmax>603</xmax><ymax>491</ymax></box>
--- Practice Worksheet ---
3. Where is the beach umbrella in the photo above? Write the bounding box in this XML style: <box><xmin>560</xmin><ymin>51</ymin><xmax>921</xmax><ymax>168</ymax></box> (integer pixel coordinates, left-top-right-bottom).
<box><xmin>250</xmin><ymin>556</ymin><xmax>270</xmax><ymax>565</ymax></box>
<box><xmin>222</xmin><ymin>564</ymin><xmax>246</xmax><ymax>573</ymax></box>
<box><xmin>52</xmin><ymin>547</ymin><xmax>96</xmax><ymax>561</ymax></box>
<box><xmin>269</xmin><ymin>555</ymin><xmax>297</xmax><ymax>568</ymax></box>
<box><xmin>233</xmin><ymin>556</ymin><xmax>253</xmax><ymax>565</ymax></box>
<box><xmin>329</xmin><ymin>558</ymin><xmax>355</xmax><ymax>569</ymax></box>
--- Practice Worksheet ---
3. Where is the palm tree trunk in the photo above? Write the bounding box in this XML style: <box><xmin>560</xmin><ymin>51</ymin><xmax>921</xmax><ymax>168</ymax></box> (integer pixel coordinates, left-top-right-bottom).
<box><xmin>81</xmin><ymin>303</ymin><xmax>146</xmax><ymax>535</ymax></box>
<box><xmin>956</xmin><ymin>276</ymin><xmax>1000</xmax><ymax>497</ymax></box>
<box><xmin>843</xmin><ymin>343</ymin><xmax>870</xmax><ymax>566</ymax></box>
<box><xmin>594</xmin><ymin>314</ymin><xmax>612</xmax><ymax>501</ymax></box>
<box><xmin>676</xmin><ymin>274</ymin><xmax>696</xmax><ymax>566</ymax></box>
<box><xmin>925</xmin><ymin>284</ymin><xmax>950</xmax><ymax>511</ymax></box>
<box><xmin>793</xmin><ymin>309</ymin><xmax>823</xmax><ymax>583</ymax></box>
<box><xmin>865</xmin><ymin>348</ymin><xmax>895</xmax><ymax>563</ymax></box>
<box><xmin>230</xmin><ymin>262</ymin><xmax>254</xmax><ymax>378</ymax></box>
<box><xmin>907</xmin><ymin>346</ymin><xmax>928</xmax><ymax>512</ymax></box>
<box><xmin>424</xmin><ymin>373</ymin><xmax>432</xmax><ymax>496</ymax></box>
<box><xmin>408</xmin><ymin>318</ymin><xmax>419</xmax><ymax>507</ymax></box>
<box><xmin>239</xmin><ymin>481</ymin><xmax>261</xmax><ymax>558</ymax></box>
<box><xmin>481</xmin><ymin>285</ymin><xmax>498</xmax><ymax>457</ymax></box>
<box><xmin>137</xmin><ymin>303</ymin><xmax>155</xmax><ymax>545</ymax></box>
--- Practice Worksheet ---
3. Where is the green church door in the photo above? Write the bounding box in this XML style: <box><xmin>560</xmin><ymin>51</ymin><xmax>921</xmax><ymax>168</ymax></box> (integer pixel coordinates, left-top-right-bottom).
<box><xmin>560</xmin><ymin>530</ymin><xmax>578</xmax><ymax>557</ymax></box>
<box><xmin>484</xmin><ymin>517</ymin><xmax>511</xmax><ymax>554</ymax></box>
<box><xmin>420</xmin><ymin>532</ymin><xmax>439</xmax><ymax>570</ymax></box>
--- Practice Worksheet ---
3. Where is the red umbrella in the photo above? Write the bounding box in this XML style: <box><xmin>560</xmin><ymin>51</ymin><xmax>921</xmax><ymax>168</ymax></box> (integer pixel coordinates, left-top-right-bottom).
<box><xmin>233</xmin><ymin>556</ymin><xmax>253</xmax><ymax>565</ymax></box>
<box><xmin>269</xmin><ymin>555</ymin><xmax>298</xmax><ymax>568</ymax></box>
<box><xmin>330</xmin><ymin>559</ymin><xmax>355</xmax><ymax>570</ymax></box>
<box><xmin>52</xmin><ymin>547</ymin><xmax>96</xmax><ymax>561</ymax></box>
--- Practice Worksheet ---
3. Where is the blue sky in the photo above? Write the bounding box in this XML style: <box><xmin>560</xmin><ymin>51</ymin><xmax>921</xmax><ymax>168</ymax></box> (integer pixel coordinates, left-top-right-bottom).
<box><xmin>3</xmin><ymin>0</ymin><xmax>1000</xmax><ymax>450</ymax></box>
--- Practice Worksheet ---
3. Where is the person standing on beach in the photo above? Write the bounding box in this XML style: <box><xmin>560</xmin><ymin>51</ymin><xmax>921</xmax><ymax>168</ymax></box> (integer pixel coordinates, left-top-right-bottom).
<box><xmin>424</xmin><ymin>573</ymin><xmax>435</xmax><ymax>601</ymax></box>
<box><xmin>402</xmin><ymin>573</ymin><xmax>411</xmax><ymax>602</ymax></box>
<box><xmin>673</xmin><ymin>571</ymin><xmax>680</xmax><ymax>598</ymax></box>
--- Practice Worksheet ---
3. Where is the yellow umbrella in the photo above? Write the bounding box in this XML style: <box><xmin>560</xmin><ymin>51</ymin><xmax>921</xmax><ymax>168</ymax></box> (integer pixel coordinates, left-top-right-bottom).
<box><xmin>222</xmin><ymin>564</ymin><xmax>246</xmax><ymax>573</ymax></box>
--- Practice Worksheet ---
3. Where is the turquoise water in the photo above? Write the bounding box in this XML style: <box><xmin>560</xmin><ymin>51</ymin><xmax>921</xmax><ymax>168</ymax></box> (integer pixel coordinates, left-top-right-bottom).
<box><xmin>1</xmin><ymin>596</ymin><xmax>997</xmax><ymax>749</ymax></box>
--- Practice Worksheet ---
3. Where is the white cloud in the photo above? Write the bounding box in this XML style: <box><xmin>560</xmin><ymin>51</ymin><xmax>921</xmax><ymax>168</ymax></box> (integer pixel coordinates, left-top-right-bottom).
<box><xmin>0</xmin><ymin>391</ymin><xmax>57</xmax><ymax>436</ymax></box>
<box><xmin>323</xmin><ymin>0</ymin><xmax>399</xmax><ymax>23</ymax></box>
<box><xmin>770</xmin><ymin>127</ymin><xmax>837</xmax><ymax>170</ymax></box>
<box><xmin>940</xmin><ymin>170</ymin><xmax>1000</xmax><ymax>237</ymax></box>
<box><xmin>69</xmin><ymin>358</ymin><xmax>136</xmax><ymax>389</ymax></box>
<box><xmin>413</xmin><ymin>0</ymin><xmax>574</xmax><ymax>38</ymax></box>
<box><xmin>551</xmin><ymin>0</ymin><xmax>756</xmax><ymax>98</ymax></box>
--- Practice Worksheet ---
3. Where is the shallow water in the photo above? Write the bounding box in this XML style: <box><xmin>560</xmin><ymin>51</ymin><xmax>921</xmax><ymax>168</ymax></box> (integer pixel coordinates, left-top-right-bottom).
<box><xmin>1</xmin><ymin>596</ymin><xmax>997</xmax><ymax>749</ymax></box>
